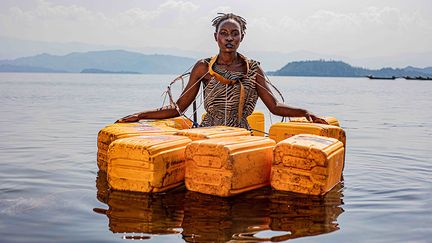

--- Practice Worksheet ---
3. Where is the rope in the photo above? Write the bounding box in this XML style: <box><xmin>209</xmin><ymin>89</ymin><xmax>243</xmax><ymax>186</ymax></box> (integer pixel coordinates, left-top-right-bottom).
<box><xmin>259</xmin><ymin>70</ymin><xmax>285</xmax><ymax>102</ymax></box>
<box><xmin>161</xmin><ymin>90</ymin><xmax>168</xmax><ymax>108</ymax></box>
<box><xmin>186</xmin><ymin>77</ymin><xmax>221</xmax><ymax>122</ymax></box>
<box><xmin>254</xmin><ymin>72</ymin><xmax>285</xmax><ymax>103</ymax></box>
<box><xmin>162</xmin><ymin>66</ymin><xmax>195</xmax><ymax>128</ymax></box>
<box><xmin>249</xmin><ymin>128</ymin><xmax>269</xmax><ymax>136</ymax></box>
<box><xmin>173</xmin><ymin>71</ymin><xmax>208</xmax><ymax>101</ymax></box>
<box><xmin>164</xmin><ymin>68</ymin><xmax>222</xmax><ymax>128</ymax></box>
<box><xmin>254</xmin><ymin>71</ymin><xmax>287</xmax><ymax>122</ymax></box>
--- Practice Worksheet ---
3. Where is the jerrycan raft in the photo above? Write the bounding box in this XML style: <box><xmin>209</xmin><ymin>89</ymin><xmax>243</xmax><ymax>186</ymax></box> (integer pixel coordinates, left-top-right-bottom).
<box><xmin>97</xmin><ymin>122</ymin><xmax>178</xmax><ymax>172</ymax></box>
<box><xmin>185</xmin><ymin>136</ymin><xmax>276</xmax><ymax>197</ymax></box>
<box><xmin>271</xmin><ymin>134</ymin><xmax>345</xmax><ymax>195</ymax></box>
<box><xmin>176</xmin><ymin>126</ymin><xmax>251</xmax><ymax>141</ymax></box>
<box><xmin>269</xmin><ymin>122</ymin><xmax>346</xmax><ymax>145</ymax></box>
<box><xmin>107</xmin><ymin>135</ymin><xmax>192</xmax><ymax>193</ymax></box>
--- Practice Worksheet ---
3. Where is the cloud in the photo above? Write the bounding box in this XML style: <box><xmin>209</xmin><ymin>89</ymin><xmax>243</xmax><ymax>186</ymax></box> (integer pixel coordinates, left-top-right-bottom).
<box><xmin>159</xmin><ymin>0</ymin><xmax>199</xmax><ymax>13</ymax></box>
<box><xmin>0</xmin><ymin>1</ymin><xmax>430</xmax><ymax>59</ymax></box>
<box><xmin>210</xmin><ymin>6</ymin><xmax>233</xmax><ymax>15</ymax></box>
<box><xmin>245</xmin><ymin>6</ymin><xmax>431</xmax><ymax>56</ymax></box>
<box><xmin>9</xmin><ymin>0</ymin><xmax>97</xmax><ymax>21</ymax></box>
<box><xmin>271</xmin><ymin>7</ymin><xmax>428</xmax><ymax>35</ymax></box>
<box><xmin>0</xmin><ymin>0</ymin><xmax>204</xmax><ymax>47</ymax></box>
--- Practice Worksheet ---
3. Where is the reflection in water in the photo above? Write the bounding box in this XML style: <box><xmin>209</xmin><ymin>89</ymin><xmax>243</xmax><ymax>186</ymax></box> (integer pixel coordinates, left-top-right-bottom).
<box><xmin>94</xmin><ymin>170</ymin><xmax>185</xmax><ymax>240</ymax></box>
<box><xmin>94</xmin><ymin>170</ymin><xmax>344</xmax><ymax>242</ymax></box>
<box><xmin>95</xmin><ymin>170</ymin><xmax>109</xmax><ymax>205</ymax></box>
<box><xmin>269</xmin><ymin>183</ymin><xmax>344</xmax><ymax>241</ymax></box>
<box><xmin>182</xmin><ymin>188</ymin><xmax>272</xmax><ymax>242</ymax></box>
<box><xmin>106</xmin><ymin>188</ymin><xmax>185</xmax><ymax>235</ymax></box>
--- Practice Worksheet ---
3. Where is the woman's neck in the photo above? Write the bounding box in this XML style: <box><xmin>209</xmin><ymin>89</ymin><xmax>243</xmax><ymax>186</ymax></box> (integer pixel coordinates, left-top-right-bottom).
<box><xmin>217</xmin><ymin>52</ymin><xmax>238</xmax><ymax>66</ymax></box>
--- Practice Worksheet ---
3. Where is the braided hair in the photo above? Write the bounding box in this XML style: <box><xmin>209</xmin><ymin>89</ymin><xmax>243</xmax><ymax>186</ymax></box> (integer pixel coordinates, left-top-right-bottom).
<box><xmin>211</xmin><ymin>13</ymin><xmax>247</xmax><ymax>35</ymax></box>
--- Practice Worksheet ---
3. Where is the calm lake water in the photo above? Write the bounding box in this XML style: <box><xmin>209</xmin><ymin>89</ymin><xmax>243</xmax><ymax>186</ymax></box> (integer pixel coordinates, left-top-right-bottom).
<box><xmin>0</xmin><ymin>73</ymin><xmax>431</xmax><ymax>243</ymax></box>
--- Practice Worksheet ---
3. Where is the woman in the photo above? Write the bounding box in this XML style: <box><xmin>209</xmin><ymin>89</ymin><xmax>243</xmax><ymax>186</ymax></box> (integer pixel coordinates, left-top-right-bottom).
<box><xmin>117</xmin><ymin>13</ymin><xmax>327</xmax><ymax>127</ymax></box>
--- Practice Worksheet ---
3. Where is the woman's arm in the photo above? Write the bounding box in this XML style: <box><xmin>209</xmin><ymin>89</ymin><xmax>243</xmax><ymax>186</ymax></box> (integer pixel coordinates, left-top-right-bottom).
<box><xmin>255</xmin><ymin>66</ymin><xmax>328</xmax><ymax>124</ymax></box>
<box><xmin>116</xmin><ymin>60</ymin><xmax>209</xmax><ymax>123</ymax></box>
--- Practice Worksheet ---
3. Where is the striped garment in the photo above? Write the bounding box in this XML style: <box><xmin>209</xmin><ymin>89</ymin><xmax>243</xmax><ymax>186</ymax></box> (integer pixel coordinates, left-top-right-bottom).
<box><xmin>201</xmin><ymin>57</ymin><xmax>260</xmax><ymax>129</ymax></box>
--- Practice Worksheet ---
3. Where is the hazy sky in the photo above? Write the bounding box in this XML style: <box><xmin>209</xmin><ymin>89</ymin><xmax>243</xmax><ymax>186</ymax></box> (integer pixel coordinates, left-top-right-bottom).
<box><xmin>1</xmin><ymin>0</ymin><xmax>431</xmax><ymax>60</ymax></box>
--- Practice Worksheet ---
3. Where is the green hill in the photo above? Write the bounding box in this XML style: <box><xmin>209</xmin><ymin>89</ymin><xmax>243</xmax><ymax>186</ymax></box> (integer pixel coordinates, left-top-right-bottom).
<box><xmin>271</xmin><ymin>60</ymin><xmax>431</xmax><ymax>77</ymax></box>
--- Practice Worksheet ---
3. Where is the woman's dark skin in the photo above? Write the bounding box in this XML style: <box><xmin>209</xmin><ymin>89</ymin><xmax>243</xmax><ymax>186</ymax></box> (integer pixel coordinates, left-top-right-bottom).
<box><xmin>117</xmin><ymin>19</ymin><xmax>327</xmax><ymax>124</ymax></box>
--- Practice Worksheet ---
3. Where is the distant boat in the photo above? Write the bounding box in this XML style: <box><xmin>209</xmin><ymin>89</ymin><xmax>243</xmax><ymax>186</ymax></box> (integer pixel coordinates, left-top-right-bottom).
<box><xmin>403</xmin><ymin>76</ymin><xmax>432</xmax><ymax>80</ymax></box>
<box><xmin>366</xmin><ymin>75</ymin><xmax>396</xmax><ymax>80</ymax></box>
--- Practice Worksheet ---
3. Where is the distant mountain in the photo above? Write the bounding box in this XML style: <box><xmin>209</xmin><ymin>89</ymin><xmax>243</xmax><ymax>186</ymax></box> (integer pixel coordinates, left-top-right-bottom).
<box><xmin>0</xmin><ymin>36</ymin><xmax>205</xmax><ymax>60</ymax></box>
<box><xmin>271</xmin><ymin>60</ymin><xmax>432</xmax><ymax>78</ymax></box>
<box><xmin>2</xmin><ymin>36</ymin><xmax>432</xmax><ymax>70</ymax></box>
<box><xmin>403</xmin><ymin>66</ymin><xmax>432</xmax><ymax>75</ymax></box>
<box><xmin>0</xmin><ymin>36</ymin><xmax>118</xmax><ymax>60</ymax></box>
<box><xmin>0</xmin><ymin>50</ymin><xmax>196</xmax><ymax>74</ymax></box>
<box><xmin>271</xmin><ymin>60</ymin><xmax>365</xmax><ymax>77</ymax></box>
<box><xmin>242</xmin><ymin>50</ymin><xmax>348</xmax><ymax>71</ymax></box>
<box><xmin>1</xmin><ymin>50</ymin><xmax>431</xmax><ymax>78</ymax></box>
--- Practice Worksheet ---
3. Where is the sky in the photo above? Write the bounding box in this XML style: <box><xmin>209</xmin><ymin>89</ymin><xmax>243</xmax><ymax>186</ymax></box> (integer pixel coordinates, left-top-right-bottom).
<box><xmin>0</xmin><ymin>0</ymin><xmax>431</xmax><ymax>68</ymax></box>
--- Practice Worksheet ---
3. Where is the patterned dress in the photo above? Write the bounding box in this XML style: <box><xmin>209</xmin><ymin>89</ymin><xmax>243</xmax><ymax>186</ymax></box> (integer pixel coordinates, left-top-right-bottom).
<box><xmin>201</xmin><ymin>57</ymin><xmax>260</xmax><ymax>129</ymax></box>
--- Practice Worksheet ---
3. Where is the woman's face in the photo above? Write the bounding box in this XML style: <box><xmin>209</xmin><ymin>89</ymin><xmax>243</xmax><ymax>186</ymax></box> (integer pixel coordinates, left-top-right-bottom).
<box><xmin>214</xmin><ymin>19</ymin><xmax>243</xmax><ymax>53</ymax></box>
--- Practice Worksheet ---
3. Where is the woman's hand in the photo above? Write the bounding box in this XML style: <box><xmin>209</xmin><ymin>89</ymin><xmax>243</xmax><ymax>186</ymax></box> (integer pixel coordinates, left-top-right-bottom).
<box><xmin>304</xmin><ymin>111</ymin><xmax>329</xmax><ymax>124</ymax></box>
<box><xmin>309</xmin><ymin>114</ymin><xmax>329</xmax><ymax>125</ymax></box>
<box><xmin>115</xmin><ymin>114</ymin><xmax>139</xmax><ymax>123</ymax></box>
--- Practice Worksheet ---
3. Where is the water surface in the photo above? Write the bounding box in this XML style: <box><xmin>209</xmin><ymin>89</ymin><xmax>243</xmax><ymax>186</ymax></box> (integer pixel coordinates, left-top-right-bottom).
<box><xmin>0</xmin><ymin>73</ymin><xmax>431</xmax><ymax>242</ymax></box>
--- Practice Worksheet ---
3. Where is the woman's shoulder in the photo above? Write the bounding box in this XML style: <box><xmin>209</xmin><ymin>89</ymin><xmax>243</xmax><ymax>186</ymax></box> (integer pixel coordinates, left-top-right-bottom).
<box><xmin>191</xmin><ymin>59</ymin><xmax>207</xmax><ymax>69</ymax></box>
<box><xmin>190</xmin><ymin>59</ymin><xmax>210</xmax><ymax>77</ymax></box>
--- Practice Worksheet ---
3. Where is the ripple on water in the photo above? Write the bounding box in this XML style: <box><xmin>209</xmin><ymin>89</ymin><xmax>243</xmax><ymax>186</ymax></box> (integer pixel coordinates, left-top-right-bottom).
<box><xmin>1</xmin><ymin>74</ymin><xmax>431</xmax><ymax>242</ymax></box>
